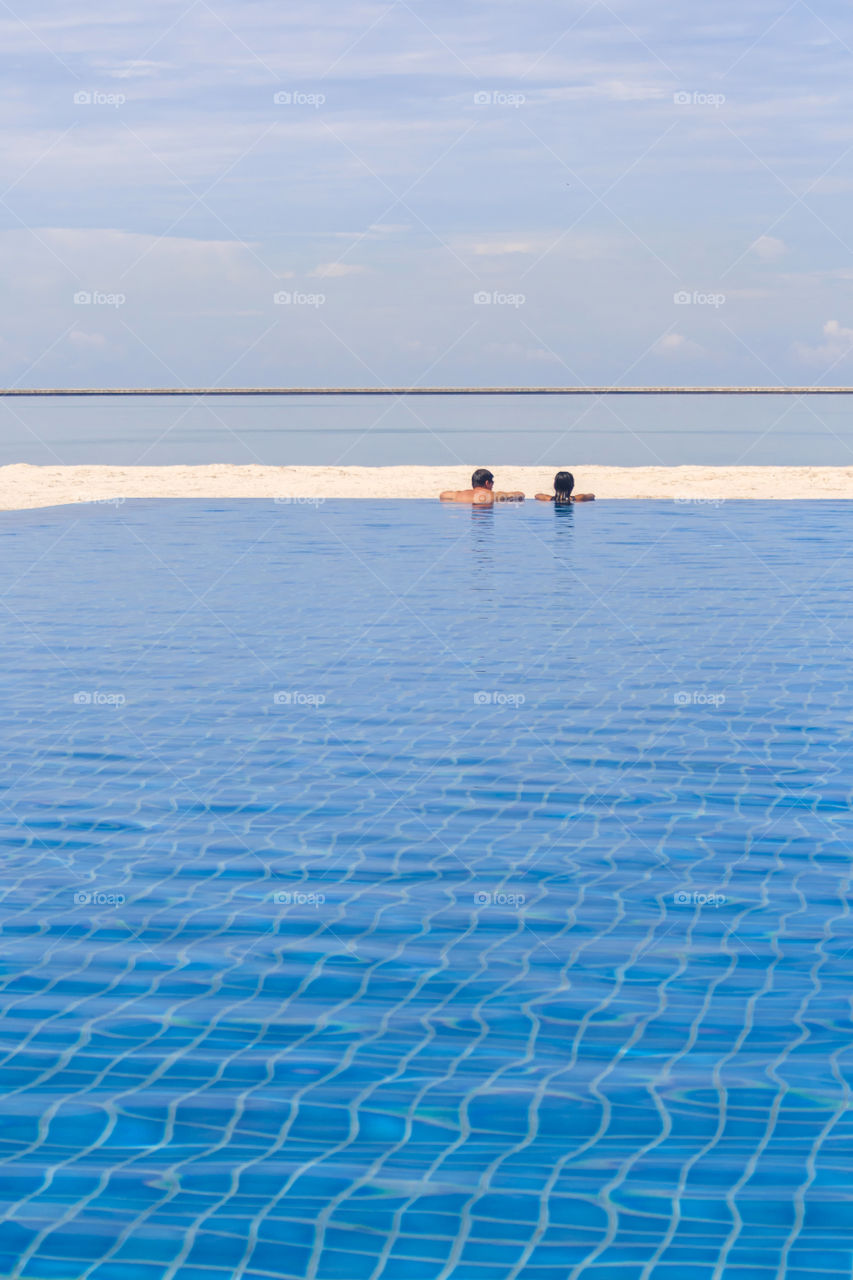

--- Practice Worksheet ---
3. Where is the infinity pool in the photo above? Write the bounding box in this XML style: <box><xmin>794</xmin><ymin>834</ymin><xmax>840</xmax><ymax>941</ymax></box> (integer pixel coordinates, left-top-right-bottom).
<box><xmin>1</xmin><ymin>499</ymin><xmax>852</xmax><ymax>1280</ymax></box>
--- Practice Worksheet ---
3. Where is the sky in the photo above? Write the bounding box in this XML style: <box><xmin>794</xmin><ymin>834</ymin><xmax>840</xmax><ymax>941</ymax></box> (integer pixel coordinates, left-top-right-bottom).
<box><xmin>2</xmin><ymin>0</ymin><xmax>853</xmax><ymax>392</ymax></box>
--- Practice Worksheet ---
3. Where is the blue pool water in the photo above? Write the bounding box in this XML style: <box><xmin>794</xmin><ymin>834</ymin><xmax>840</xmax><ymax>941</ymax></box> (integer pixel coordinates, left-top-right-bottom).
<box><xmin>1</xmin><ymin>498</ymin><xmax>852</xmax><ymax>1280</ymax></box>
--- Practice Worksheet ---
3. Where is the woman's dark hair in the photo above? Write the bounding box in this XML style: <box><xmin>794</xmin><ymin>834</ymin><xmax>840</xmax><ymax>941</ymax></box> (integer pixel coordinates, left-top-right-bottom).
<box><xmin>554</xmin><ymin>471</ymin><xmax>574</xmax><ymax>503</ymax></box>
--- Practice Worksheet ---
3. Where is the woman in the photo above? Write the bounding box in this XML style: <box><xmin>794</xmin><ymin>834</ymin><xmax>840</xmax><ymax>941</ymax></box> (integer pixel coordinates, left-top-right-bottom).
<box><xmin>534</xmin><ymin>471</ymin><xmax>595</xmax><ymax>503</ymax></box>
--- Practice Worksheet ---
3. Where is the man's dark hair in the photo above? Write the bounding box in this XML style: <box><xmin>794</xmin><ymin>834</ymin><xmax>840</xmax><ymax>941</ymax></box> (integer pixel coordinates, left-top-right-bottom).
<box><xmin>471</xmin><ymin>468</ymin><xmax>494</xmax><ymax>489</ymax></box>
<box><xmin>554</xmin><ymin>471</ymin><xmax>574</xmax><ymax>503</ymax></box>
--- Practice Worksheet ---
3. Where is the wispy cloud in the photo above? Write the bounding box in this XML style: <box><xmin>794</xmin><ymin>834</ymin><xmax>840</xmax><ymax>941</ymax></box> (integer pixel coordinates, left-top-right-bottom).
<box><xmin>750</xmin><ymin>235</ymin><xmax>786</xmax><ymax>260</ymax></box>
<box><xmin>309</xmin><ymin>262</ymin><xmax>366</xmax><ymax>277</ymax></box>
<box><xmin>795</xmin><ymin>319</ymin><xmax>853</xmax><ymax>364</ymax></box>
<box><xmin>0</xmin><ymin>0</ymin><xmax>849</xmax><ymax>387</ymax></box>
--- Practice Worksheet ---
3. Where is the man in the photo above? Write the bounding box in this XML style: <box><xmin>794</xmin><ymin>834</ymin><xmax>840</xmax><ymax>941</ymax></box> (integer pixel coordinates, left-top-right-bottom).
<box><xmin>439</xmin><ymin>469</ymin><xmax>524</xmax><ymax>504</ymax></box>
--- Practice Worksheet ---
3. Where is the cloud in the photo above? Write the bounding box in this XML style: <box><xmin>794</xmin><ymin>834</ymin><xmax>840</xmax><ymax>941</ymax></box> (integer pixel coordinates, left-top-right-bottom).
<box><xmin>806</xmin><ymin>176</ymin><xmax>853</xmax><ymax>194</ymax></box>
<box><xmin>471</xmin><ymin>241</ymin><xmax>539</xmax><ymax>256</ymax></box>
<box><xmin>0</xmin><ymin>227</ymin><xmax>276</xmax><ymax>380</ymax></box>
<box><xmin>751</xmin><ymin>235</ymin><xmax>786</xmax><ymax>261</ymax></box>
<box><xmin>457</xmin><ymin>232</ymin><xmax>616</xmax><ymax>263</ymax></box>
<box><xmin>69</xmin><ymin>331</ymin><xmax>107</xmax><ymax>347</ymax></box>
<box><xmin>309</xmin><ymin>262</ymin><xmax>366</xmax><ymax>277</ymax></box>
<box><xmin>795</xmin><ymin>320</ymin><xmax>853</xmax><ymax>364</ymax></box>
<box><xmin>0</xmin><ymin>0</ymin><xmax>851</xmax><ymax>400</ymax></box>
<box><xmin>105</xmin><ymin>60</ymin><xmax>175</xmax><ymax>79</ymax></box>
<box><xmin>484</xmin><ymin>341</ymin><xmax>561</xmax><ymax>363</ymax></box>
<box><xmin>576</xmin><ymin>79</ymin><xmax>667</xmax><ymax>101</ymax></box>
<box><xmin>33</xmin><ymin>227</ymin><xmax>263</xmax><ymax>288</ymax></box>
<box><xmin>724</xmin><ymin>287</ymin><xmax>774</xmax><ymax>299</ymax></box>
<box><xmin>655</xmin><ymin>333</ymin><xmax>701</xmax><ymax>356</ymax></box>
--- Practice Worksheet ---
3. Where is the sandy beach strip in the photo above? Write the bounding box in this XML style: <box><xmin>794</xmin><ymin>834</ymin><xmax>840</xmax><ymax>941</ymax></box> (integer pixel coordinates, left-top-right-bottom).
<box><xmin>3</xmin><ymin>464</ymin><xmax>853</xmax><ymax>509</ymax></box>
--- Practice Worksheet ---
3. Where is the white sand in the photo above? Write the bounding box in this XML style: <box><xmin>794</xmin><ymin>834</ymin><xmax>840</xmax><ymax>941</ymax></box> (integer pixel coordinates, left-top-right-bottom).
<box><xmin>2</xmin><ymin>464</ymin><xmax>853</xmax><ymax>509</ymax></box>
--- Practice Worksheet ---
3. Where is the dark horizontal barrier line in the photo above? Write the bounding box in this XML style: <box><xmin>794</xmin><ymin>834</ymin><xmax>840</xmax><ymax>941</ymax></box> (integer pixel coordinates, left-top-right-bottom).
<box><xmin>1</xmin><ymin>387</ymin><xmax>853</xmax><ymax>397</ymax></box>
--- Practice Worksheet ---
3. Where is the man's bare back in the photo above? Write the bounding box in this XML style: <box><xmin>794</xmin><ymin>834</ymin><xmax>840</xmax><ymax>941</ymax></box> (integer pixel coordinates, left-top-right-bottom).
<box><xmin>439</xmin><ymin>469</ymin><xmax>524</xmax><ymax>504</ymax></box>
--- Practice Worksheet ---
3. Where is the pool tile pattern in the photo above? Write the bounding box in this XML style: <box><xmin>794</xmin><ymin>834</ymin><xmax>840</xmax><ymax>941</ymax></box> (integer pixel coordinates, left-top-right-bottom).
<box><xmin>0</xmin><ymin>499</ymin><xmax>851</xmax><ymax>1278</ymax></box>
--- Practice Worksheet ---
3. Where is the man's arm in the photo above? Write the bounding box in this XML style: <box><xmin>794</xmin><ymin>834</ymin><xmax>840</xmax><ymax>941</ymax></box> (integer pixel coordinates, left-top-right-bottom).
<box><xmin>439</xmin><ymin>489</ymin><xmax>494</xmax><ymax>504</ymax></box>
<box><xmin>493</xmin><ymin>490</ymin><xmax>524</xmax><ymax>501</ymax></box>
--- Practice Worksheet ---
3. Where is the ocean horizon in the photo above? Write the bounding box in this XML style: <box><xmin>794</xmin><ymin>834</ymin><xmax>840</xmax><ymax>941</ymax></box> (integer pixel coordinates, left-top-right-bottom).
<box><xmin>3</xmin><ymin>391</ymin><xmax>853</xmax><ymax>469</ymax></box>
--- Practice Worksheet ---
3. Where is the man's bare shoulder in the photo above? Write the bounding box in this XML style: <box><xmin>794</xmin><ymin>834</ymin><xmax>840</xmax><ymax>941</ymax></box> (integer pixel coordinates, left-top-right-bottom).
<box><xmin>439</xmin><ymin>488</ymin><xmax>494</xmax><ymax>504</ymax></box>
